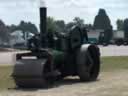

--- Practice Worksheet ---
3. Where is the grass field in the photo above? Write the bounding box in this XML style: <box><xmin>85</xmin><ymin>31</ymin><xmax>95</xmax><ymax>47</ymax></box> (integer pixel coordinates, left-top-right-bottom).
<box><xmin>0</xmin><ymin>56</ymin><xmax>128</xmax><ymax>91</ymax></box>
<box><xmin>0</xmin><ymin>65</ymin><xmax>15</xmax><ymax>91</ymax></box>
<box><xmin>101</xmin><ymin>56</ymin><xmax>128</xmax><ymax>71</ymax></box>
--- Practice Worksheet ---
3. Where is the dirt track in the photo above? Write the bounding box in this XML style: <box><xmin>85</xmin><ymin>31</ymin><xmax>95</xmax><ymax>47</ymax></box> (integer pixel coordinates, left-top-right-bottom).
<box><xmin>1</xmin><ymin>70</ymin><xmax>128</xmax><ymax>96</ymax></box>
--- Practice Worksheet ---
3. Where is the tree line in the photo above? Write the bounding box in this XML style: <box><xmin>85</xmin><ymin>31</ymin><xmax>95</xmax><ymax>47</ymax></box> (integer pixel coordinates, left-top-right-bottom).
<box><xmin>0</xmin><ymin>17</ymin><xmax>93</xmax><ymax>43</ymax></box>
<box><xmin>116</xmin><ymin>19</ymin><xmax>128</xmax><ymax>38</ymax></box>
<box><xmin>0</xmin><ymin>20</ymin><xmax>38</xmax><ymax>43</ymax></box>
<box><xmin>0</xmin><ymin>8</ymin><xmax>128</xmax><ymax>43</ymax></box>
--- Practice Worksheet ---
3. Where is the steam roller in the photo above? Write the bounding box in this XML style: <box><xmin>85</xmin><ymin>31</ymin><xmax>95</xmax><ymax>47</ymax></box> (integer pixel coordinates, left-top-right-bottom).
<box><xmin>12</xmin><ymin>3</ymin><xmax>101</xmax><ymax>88</ymax></box>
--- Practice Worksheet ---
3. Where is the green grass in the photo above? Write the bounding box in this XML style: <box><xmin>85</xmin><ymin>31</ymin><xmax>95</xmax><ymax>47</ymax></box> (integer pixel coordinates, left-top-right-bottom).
<box><xmin>0</xmin><ymin>56</ymin><xmax>128</xmax><ymax>91</ymax></box>
<box><xmin>0</xmin><ymin>65</ymin><xmax>15</xmax><ymax>91</ymax></box>
<box><xmin>101</xmin><ymin>56</ymin><xmax>128</xmax><ymax>72</ymax></box>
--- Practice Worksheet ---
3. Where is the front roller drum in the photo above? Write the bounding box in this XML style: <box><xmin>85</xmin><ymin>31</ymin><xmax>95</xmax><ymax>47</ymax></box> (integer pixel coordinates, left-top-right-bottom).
<box><xmin>12</xmin><ymin>57</ymin><xmax>53</xmax><ymax>88</ymax></box>
<box><xmin>13</xmin><ymin>77</ymin><xmax>48</xmax><ymax>88</ymax></box>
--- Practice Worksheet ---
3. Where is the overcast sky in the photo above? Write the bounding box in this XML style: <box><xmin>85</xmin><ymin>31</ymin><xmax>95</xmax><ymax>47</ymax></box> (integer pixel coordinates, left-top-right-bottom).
<box><xmin>0</xmin><ymin>0</ymin><xmax>128</xmax><ymax>30</ymax></box>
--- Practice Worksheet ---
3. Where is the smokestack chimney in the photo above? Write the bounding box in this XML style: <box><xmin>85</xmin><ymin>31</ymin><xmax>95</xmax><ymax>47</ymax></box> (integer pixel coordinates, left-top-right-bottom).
<box><xmin>40</xmin><ymin>0</ymin><xmax>47</xmax><ymax>48</ymax></box>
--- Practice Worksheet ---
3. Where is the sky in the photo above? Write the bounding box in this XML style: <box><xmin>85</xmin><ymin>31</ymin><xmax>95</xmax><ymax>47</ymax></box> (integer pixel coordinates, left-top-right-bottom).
<box><xmin>0</xmin><ymin>0</ymin><xmax>128</xmax><ymax>30</ymax></box>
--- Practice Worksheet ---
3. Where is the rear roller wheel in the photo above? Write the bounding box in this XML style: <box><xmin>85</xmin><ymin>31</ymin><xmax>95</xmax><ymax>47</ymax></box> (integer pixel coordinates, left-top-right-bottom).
<box><xmin>77</xmin><ymin>45</ymin><xmax>100</xmax><ymax>81</ymax></box>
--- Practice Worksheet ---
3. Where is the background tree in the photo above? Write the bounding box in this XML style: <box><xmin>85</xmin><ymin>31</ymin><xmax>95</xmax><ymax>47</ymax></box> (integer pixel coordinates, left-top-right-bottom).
<box><xmin>116</xmin><ymin>19</ymin><xmax>124</xmax><ymax>30</ymax></box>
<box><xmin>0</xmin><ymin>20</ymin><xmax>10</xmax><ymax>42</ymax></box>
<box><xmin>124</xmin><ymin>19</ymin><xmax>128</xmax><ymax>39</ymax></box>
<box><xmin>104</xmin><ymin>26</ymin><xmax>113</xmax><ymax>43</ymax></box>
<box><xmin>85</xmin><ymin>24</ymin><xmax>93</xmax><ymax>30</ymax></box>
<box><xmin>66</xmin><ymin>22</ymin><xmax>75</xmax><ymax>31</ymax></box>
<box><xmin>55</xmin><ymin>20</ymin><xmax>66</xmax><ymax>32</ymax></box>
<box><xmin>9</xmin><ymin>21</ymin><xmax>38</xmax><ymax>34</ymax></box>
<box><xmin>8</xmin><ymin>21</ymin><xmax>38</xmax><ymax>40</ymax></box>
<box><xmin>18</xmin><ymin>21</ymin><xmax>38</xmax><ymax>39</ymax></box>
<box><xmin>8</xmin><ymin>24</ymin><xmax>17</xmax><ymax>33</ymax></box>
<box><xmin>26</xmin><ymin>22</ymin><xmax>38</xmax><ymax>34</ymax></box>
<box><xmin>93</xmin><ymin>8</ymin><xmax>111</xmax><ymax>30</ymax></box>
<box><xmin>73</xmin><ymin>17</ymin><xmax>84</xmax><ymax>26</ymax></box>
<box><xmin>66</xmin><ymin>17</ymin><xmax>85</xmax><ymax>31</ymax></box>
<box><xmin>47</xmin><ymin>17</ymin><xmax>58</xmax><ymax>33</ymax></box>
